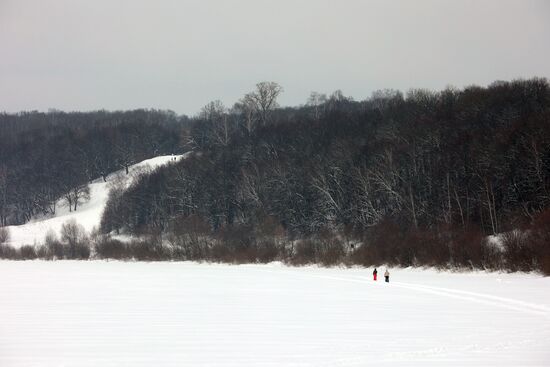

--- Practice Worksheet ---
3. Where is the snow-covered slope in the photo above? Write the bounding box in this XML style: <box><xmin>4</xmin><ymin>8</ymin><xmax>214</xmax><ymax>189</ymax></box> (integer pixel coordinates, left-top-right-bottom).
<box><xmin>0</xmin><ymin>262</ymin><xmax>548</xmax><ymax>366</ymax></box>
<box><xmin>6</xmin><ymin>155</ymin><xmax>184</xmax><ymax>248</ymax></box>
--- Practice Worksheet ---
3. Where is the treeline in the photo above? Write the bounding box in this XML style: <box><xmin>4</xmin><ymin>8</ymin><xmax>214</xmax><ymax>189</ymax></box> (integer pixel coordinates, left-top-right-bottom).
<box><xmin>1</xmin><ymin>211</ymin><xmax>548</xmax><ymax>275</ymax></box>
<box><xmin>0</xmin><ymin>109</ymin><xmax>186</xmax><ymax>225</ymax></box>
<box><xmin>99</xmin><ymin>79</ymin><xmax>550</xmax><ymax>273</ymax></box>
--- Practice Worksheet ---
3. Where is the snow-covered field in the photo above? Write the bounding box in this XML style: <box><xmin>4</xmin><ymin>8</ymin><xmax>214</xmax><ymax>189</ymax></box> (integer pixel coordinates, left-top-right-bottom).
<box><xmin>0</xmin><ymin>262</ymin><xmax>548</xmax><ymax>366</ymax></box>
<box><xmin>5</xmin><ymin>155</ymin><xmax>184</xmax><ymax>248</ymax></box>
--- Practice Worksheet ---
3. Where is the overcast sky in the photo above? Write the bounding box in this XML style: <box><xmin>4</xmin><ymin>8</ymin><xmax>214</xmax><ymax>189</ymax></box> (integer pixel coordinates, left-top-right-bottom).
<box><xmin>1</xmin><ymin>0</ymin><xmax>549</xmax><ymax>115</ymax></box>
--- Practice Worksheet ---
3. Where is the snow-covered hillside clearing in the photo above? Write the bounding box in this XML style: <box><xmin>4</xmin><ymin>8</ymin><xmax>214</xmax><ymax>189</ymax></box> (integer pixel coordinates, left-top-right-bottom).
<box><xmin>5</xmin><ymin>155</ymin><xmax>184</xmax><ymax>248</ymax></box>
<box><xmin>0</xmin><ymin>262</ymin><xmax>548</xmax><ymax>366</ymax></box>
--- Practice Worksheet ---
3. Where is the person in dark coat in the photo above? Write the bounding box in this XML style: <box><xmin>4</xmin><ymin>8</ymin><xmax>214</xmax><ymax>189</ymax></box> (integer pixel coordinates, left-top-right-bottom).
<box><xmin>373</xmin><ymin>268</ymin><xmax>378</xmax><ymax>281</ymax></box>
<box><xmin>384</xmin><ymin>269</ymin><xmax>390</xmax><ymax>283</ymax></box>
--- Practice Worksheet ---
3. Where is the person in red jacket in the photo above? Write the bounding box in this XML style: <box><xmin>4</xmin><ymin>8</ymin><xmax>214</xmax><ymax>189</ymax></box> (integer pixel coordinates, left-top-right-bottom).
<box><xmin>373</xmin><ymin>268</ymin><xmax>378</xmax><ymax>281</ymax></box>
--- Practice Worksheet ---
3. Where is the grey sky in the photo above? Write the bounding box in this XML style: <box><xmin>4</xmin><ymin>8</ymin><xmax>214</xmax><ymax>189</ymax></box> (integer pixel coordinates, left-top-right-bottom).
<box><xmin>1</xmin><ymin>0</ymin><xmax>549</xmax><ymax>115</ymax></box>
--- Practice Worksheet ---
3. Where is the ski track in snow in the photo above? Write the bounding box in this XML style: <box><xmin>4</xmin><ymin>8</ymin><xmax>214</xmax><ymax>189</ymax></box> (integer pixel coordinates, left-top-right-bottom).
<box><xmin>388</xmin><ymin>280</ymin><xmax>550</xmax><ymax>316</ymax></box>
<box><xmin>253</xmin><ymin>265</ymin><xmax>550</xmax><ymax>366</ymax></box>
<box><xmin>258</xmin><ymin>268</ymin><xmax>550</xmax><ymax>317</ymax></box>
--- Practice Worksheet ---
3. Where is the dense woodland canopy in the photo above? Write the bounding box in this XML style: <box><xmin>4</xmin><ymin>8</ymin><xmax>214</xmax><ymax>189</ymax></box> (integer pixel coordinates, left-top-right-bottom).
<box><xmin>100</xmin><ymin>79</ymin><xmax>550</xmax><ymax>271</ymax></box>
<box><xmin>1</xmin><ymin>79</ymin><xmax>550</xmax><ymax>272</ymax></box>
<box><xmin>0</xmin><ymin>109</ymin><xmax>187</xmax><ymax>225</ymax></box>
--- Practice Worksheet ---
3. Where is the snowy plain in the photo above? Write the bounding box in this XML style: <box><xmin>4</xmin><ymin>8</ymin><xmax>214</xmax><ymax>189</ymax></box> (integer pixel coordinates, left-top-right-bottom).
<box><xmin>0</xmin><ymin>261</ymin><xmax>549</xmax><ymax>367</ymax></box>
<box><xmin>5</xmin><ymin>155</ymin><xmax>184</xmax><ymax>248</ymax></box>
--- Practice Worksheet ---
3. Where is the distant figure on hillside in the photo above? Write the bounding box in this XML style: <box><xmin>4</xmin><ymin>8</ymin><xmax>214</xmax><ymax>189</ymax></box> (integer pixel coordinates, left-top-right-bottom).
<box><xmin>384</xmin><ymin>269</ymin><xmax>390</xmax><ymax>283</ymax></box>
<box><xmin>373</xmin><ymin>268</ymin><xmax>378</xmax><ymax>281</ymax></box>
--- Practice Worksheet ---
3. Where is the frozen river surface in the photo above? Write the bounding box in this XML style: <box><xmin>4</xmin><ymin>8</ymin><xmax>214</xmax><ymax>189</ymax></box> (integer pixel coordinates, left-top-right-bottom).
<box><xmin>0</xmin><ymin>261</ymin><xmax>549</xmax><ymax>366</ymax></box>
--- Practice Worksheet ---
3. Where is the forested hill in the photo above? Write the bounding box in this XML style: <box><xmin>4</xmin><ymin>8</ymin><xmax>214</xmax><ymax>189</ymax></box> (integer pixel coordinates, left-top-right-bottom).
<box><xmin>1</xmin><ymin>79</ymin><xmax>549</xmax><ymax>271</ymax></box>
<box><xmin>99</xmin><ymin>79</ymin><xmax>550</xmax><ymax>272</ymax></box>
<box><xmin>0</xmin><ymin>109</ymin><xmax>188</xmax><ymax>226</ymax></box>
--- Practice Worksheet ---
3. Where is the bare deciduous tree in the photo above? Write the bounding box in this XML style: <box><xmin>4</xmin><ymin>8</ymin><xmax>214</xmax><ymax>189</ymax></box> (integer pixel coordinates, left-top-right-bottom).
<box><xmin>198</xmin><ymin>100</ymin><xmax>235</xmax><ymax>147</ymax></box>
<box><xmin>60</xmin><ymin>219</ymin><xmax>88</xmax><ymax>258</ymax></box>
<box><xmin>0</xmin><ymin>165</ymin><xmax>8</xmax><ymax>226</ymax></box>
<box><xmin>243</xmin><ymin>82</ymin><xmax>283</xmax><ymax>126</ymax></box>
<box><xmin>0</xmin><ymin>226</ymin><xmax>10</xmax><ymax>245</ymax></box>
<box><xmin>306</xmin><ymin>92</ymin><xmax>327</xmax><ymax>121</ymax></box>
<box><xmin>64</xmin><ymin>184</ymin><xmax>91</xmax><ymax>212</ymax></box>
<box><xmin>233</xmin><ymin>98</ymin><xmax>257</xmax><ymax>134</ymax></box>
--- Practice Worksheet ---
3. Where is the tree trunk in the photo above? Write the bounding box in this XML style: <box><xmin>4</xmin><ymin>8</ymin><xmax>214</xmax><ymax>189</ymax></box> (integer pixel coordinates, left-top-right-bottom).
<box><xmin>409</xmin><ymin>183</ymin><xmax>418</xmax><ymax>228</ymax></box>
<box><xmin>485</xmin><ymin>180</ymin><xmax>496</xmax><ymax>235</ymax></box>
<box><xmin>446</xmin><ymin>173</ymin><xmax>452</xmax><ymax>224</ymax></box>
<box><xmin>453</xmin><ymin>187</ymin><xmax>465</xmax><ymax>228</ymax></box>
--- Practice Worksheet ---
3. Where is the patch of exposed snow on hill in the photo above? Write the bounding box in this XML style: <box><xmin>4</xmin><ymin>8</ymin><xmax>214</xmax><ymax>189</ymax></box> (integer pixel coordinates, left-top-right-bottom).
<box><xmin>6</xmin><ymin>154</ymin><xmax>187</xmax><ymax>248</ymax></box>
